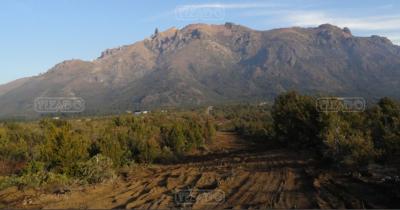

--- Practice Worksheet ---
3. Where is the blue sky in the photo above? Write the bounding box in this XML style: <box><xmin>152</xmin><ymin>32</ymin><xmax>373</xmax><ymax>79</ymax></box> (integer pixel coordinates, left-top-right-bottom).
<box><xmin>1</xmin><ymin>0</ymin><xmax>400</xmax><ymax>84</ymax></box>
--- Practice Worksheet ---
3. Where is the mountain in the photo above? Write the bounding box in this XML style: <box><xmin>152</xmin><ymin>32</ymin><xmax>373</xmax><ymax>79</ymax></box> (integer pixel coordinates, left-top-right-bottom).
<box><xmin>1</xmin><ymin>23</ymin><xmax>400</xmax><ymax>118</ymax></box>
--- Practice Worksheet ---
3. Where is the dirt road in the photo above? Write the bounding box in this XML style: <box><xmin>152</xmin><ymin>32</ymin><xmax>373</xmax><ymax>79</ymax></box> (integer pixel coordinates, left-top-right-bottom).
<box><xmin>0</xmin><ymin>132</ymin><xmax>396</xmax><ymax>209</ymax></box>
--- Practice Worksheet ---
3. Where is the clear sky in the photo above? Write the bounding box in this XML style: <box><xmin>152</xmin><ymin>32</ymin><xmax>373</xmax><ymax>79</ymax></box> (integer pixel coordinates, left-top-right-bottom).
<box><xmin>1</xmin><ymin>0</ymin><xmax>400</xmax><ymax>84</ymax></box>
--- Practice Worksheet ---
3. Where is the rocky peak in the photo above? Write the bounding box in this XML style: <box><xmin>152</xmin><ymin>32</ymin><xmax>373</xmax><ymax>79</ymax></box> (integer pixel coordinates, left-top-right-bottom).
<box><xmin>316</xmin><ymin>24</ymin><xmax>354</xmax><ymax>43</ymax></box>
<box><xmin>318</xmin><ymin>23</ymin><xmax>342</xmax><ymax>31</ymax></box>
<box><xmin>146</xmin><ymin>25</ymin><xmax>212</xmax><ymax>53</ymax></box>
<box><xmin>343</xmin><ymin>27</ymin><xmax>352</xmax><ymax>36</ymax></box>
<box><xmin>370</xmin><ymin>35</ymin><xmax>393</xmax><ymax>45</ymax></box>
<box><xmin>151</xmin><ymin>27</ymin><xmax>178</xmax><ymax>40</ymax></box>
<box><xmin>98</xmin><ymin>46</ymin><xmax>126</xmax><ymax>59</ymax></box>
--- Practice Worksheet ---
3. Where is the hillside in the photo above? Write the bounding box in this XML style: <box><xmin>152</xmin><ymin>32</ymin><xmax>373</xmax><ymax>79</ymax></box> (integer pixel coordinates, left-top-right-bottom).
<box><xmin>0</xmin><ymin>23</ymin><xmax>399</xmax><ymax>118</ymax></box>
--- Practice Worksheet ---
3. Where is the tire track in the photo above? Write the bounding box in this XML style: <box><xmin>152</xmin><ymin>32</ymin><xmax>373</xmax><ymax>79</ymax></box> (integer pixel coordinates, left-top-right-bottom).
<box><xmin>1</xmin><ymin>132</ymin><xmax>351</xmax><ymax>209</ymax></box>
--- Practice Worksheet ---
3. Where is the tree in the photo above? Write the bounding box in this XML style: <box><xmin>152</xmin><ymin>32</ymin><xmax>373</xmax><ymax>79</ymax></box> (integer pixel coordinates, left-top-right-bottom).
<box><xmin>168</xmin><ymin>123</ymin><xmax>186</xmax><ymax>154</ymax></box>
<box><xmin>96</xmin><ymin>131</ymin><xmax>127</xmax><ymax>166</ymax></box>
<box><xmin>38</xmin><ymin>121</ymin><xmax>89</xmax><ymax>173</ymax></box>
<box><xmin>0</xmin><ymin>126</ymin><xmax>29</xmax><ymax>161</ymax></box>
<box><xmin>320</xmin><ymin>112</ymin><xmax>376</xmax><ymax>167</ymax></box>
<box><xmin>272</xmin><ymin>91</ymin><xmax>322</xmax><ymax>148</ymax></box>
<box><xmin>367</xmin><ymin>97</ymin><xmax>400</xmax><ymax>160</ymax></box>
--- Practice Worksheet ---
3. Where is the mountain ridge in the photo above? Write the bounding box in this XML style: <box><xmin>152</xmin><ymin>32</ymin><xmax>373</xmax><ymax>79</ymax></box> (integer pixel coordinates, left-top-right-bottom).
<box><xmin>0</xmin><ymin>22</ymin><xmax>399</xmax><ymax>118</ymax></box>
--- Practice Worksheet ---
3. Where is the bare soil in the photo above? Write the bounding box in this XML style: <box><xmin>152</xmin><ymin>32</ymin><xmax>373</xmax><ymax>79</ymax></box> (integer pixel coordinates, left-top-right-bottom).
<box><xmin>0</xmin><ymin>132</ymin><xmax>398</xmax><ymax>209</ymax></box>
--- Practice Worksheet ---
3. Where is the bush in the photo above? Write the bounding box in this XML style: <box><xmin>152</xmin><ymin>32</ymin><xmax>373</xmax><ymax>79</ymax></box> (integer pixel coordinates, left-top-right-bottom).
<box><xmin>0</xmin><ymin>125</ymin><xmax>30</xmax><ymax>162</ymax></box>
<box><xmin>272</xmin><ymin>91</ymin><xmax>322</xmax><ymax>148</ymax></box>
<box><xmin>38</xmin><ymin>120</ymin><xmax>90</xmax><ymax>173</ymax></box>
<box><xmin>95</xmin><ymin>130</ymin><xmax>129</xmax><ymax>166</ymax></box>
<box><xmin>157</xmin><ymin>146</ymin><xmax>177</xmax><ymax>163</ymax></box>
<box><xmin>320</xmin><ymin>113</ymin><xmax>376</xmax><ymax>167</ymax></box>
<box><xmin>0</xmin><ymin>111</ymin><xmax>226</xmax><ymax>189</ymax></box>
<box><xmin>72</xmin><ymin>154</ymin><xmax>116</xmax><ymax>184</ymax></box>
<box><xmin>270</xmin><ymin>92</ymin><xmax>390</xmax><ymax>168</ymax></box>
<box><xmin>212</xmin><ymin>104</ymin><xmax>273</xmax><ymax>141</ymax></box>
<box><xmin>367</xmin><ymin>97</ymin><xmax>400</xmax><ymax>161</ymax></box>
<box><xmin>0</xmin><ymin>171</ymin><xmax>70</xmax><ymax>191</ymax></box>
<box><xmin>166</xmin><ymin>123</ymin><xmax>186</xmax><ymax>154</ymax></box>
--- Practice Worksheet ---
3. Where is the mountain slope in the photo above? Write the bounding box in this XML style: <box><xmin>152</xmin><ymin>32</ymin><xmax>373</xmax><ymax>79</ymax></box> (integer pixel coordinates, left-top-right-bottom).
<box><xmin>0</xmin><ymin>23</ymin><xmax>400</xmax><ymax>118</ymax></box>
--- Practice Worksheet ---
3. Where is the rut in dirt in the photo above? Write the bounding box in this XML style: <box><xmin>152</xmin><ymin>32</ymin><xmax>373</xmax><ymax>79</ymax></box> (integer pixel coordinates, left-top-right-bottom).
<box><xmin>1</xmin><ymin>132</ymin><xmax>389</xmax><ymax>209</ymax></box>
<box><xmin>31</xmin><ymin>132</ymin><xmax>320</xmax><ymax>209</ymax></box>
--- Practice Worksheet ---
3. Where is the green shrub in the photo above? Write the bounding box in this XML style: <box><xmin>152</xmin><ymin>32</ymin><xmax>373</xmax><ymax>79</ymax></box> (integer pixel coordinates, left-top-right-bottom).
<box><xmin>272</xmin><ymin>91</ymin><xmax>322</xmax><ymax>148</ymax></box>
<box><xmin>0</xmin><ymin>113</ymin><xmax>218</xmax><ymax>190</ymax></box>
<box><xmin>367</xmin><ymin>97</ymin><xmax>400</xmax><ymax>161</ymax></box>
<box><xmin>72</xmin><ymin>154</ymin><xmax>116</xmax><ymax>184</ymax></box>
<box><xmin>96</xmin><ymin>130</ymin><xmax>129</xmax><ymax>166</ymax></box>
<box><xmin>157</xmin><ymin>146</ymin><xmax>177</xmax><ymax>163</ymax></box>
<box><xmin>0</xmin><ymin>126</ymin><xmax>30</xmax><ymax>162</ymax></box>
<box><xmin>23</xmin><ymin>161</ymin><xmax>45</xmax><ymax>174</ymax></box>
<box><xmin>167</xmin><ymin>124</ymin><xmax>186</xmax><ymax>154</ymax></box>
<box><xmin>320</xmin><ymin>113</ymin><xmax>376</xmax><ymax>167</ymax></box>
<box><xmin>38</xmin><ymin>121</ymin><xmax>90</xmax><ymax>173</ymax></box>
<box><xmin>0</xmin><ymin>171</ymin><xmax>70</xmax><ymax>190</ymax></box>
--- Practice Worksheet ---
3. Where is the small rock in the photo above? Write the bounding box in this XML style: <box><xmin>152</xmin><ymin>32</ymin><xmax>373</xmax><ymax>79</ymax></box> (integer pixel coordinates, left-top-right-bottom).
<box><xmin>22</xmin><ymin>198</ymin><xmax>32</xmax><ymax>206</ymax></box>
<box><xmin>53</xmin><ymin>187</ymin><xmax>71</xmax><ymax>195</ymax></box>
